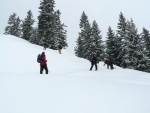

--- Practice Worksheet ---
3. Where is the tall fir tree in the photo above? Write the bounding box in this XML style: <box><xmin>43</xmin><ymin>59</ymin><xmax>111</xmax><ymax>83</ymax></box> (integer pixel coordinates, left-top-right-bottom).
<box><xmin>140</xmin><ymin>27</ymin><xmax>150</xmax><ymax>72</ymax></box>
<box><xmin>53</xmin><ymin>10</ymin><xmax>68</xmax><ymax>48</ymax></box>
<box><xmin>75</xmin><ymin>35</ymin><xmax>84</xmax><ymax>57</ymax></box>
<box><xmin>75</xmin><ymin>12</ymin><xmax>85</xmax><ymax>58</ymax></box>
<box><xmin>82</xmin><ymin>15</ymin><xmax>91</xmax><ymax>60</ymax></box>
<box><xmin>38</xmin><ymin>0</ymin><xmax>56</xmax><ymax>48</ymax></box>
<box><xmin>4</xmin><ymin>13</ymin><xmax>21</xmax><ymax>37</ymax></box>
<box><xmin>141</xmin><ymin>28</ymin><xmax>150</xmax><ymax>59</ymax></box>
<box><xmin>38</xmin><ymin>0</ymin><xmax>67</xmax><ymax>50</ymax></box>
<box><xmin>90</xmin><ymin>20</ymin><xmax>104</xmax><ymax>61</ymax></box>
<box><xmin>28</xmin><ymin>27</ymin><xmax>39</xmax><ymax>44</ymax></box>
<box><xmin>121</xmin><ymin>19</ymin><xmax>140</xmax><ymax>69</ymax></box>
<box><xmin>22</xmin><ymin>10</ymin><xmax>35</xmax><ymax>40</ymax></box>
<box><xmin>75</xmin><ymin>11</ymin><xmax>91</xmax><ymax>59</ymax></box>
<box><xmin>116</xmin><ymin>12</ymin><xmax>127</xmax><ymax>67</ymax></box>
<box><xmin>105</xmin><ymin>26</ymin><xmax>117</xmax><ymax>63</ymax></box>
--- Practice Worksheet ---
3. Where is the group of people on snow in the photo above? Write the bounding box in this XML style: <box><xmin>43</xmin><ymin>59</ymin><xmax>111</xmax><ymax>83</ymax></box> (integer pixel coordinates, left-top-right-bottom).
<box><xmin>90</xmin><ymin>54</ymin><xmax>114</xmax><ymax>71</ymax></box>
<box><xmin>38</xmin><ymin>53</ymin><xmax>114</xmax><ymax>74</ymax></box>
<box><xmin>38</xmin><ymin>43</ymin><xmax>114</xmax><ymax>74</ymax></box>
<box><xmin>103</xmin><ymin>59</ymin><xmax>114</xmax><ymax>70</ymax></box>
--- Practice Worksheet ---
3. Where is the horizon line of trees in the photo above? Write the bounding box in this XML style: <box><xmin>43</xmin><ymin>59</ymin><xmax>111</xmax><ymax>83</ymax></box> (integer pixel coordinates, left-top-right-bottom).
<box><xmin>4</xmin><ymin>0</ymin><xmax>150</xmax><ymax>73</ymax></box>
<box><xmin>75</xmin><ymin>12</ymin><xmax>150</xmax><ymax>73</ymax></box>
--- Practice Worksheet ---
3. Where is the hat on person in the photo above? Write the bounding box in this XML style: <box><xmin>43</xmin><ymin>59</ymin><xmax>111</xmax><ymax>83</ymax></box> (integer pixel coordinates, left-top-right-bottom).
<box><xmin>42</xmin><ymin>52</ymin><xmax>45</xmax><ymax>55</ymax></box>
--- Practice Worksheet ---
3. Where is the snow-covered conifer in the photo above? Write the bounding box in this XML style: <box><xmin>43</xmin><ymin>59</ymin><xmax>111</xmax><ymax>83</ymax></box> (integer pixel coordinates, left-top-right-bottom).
<box><xmin>22</xmin><ymin>10</ymin><xmax>35</xmax><ymax>40</ymax></box>
<box><xmin>75</xmin><ymin>12</ymin><xmax>91</xmax><ymax>59</ymax></box>
<box><xmin>105</xmin><ymin>26</ymin><xmax>116</xmax><ymax>63</ymax></box>
<box><xmin>4</xmin><ymin>13</ymin><xmax>21</xmax><ymax>37</ymax></box>
<box><xmin>38</xmin><ymin>0</ymin><xmax>67</xmax><ymax>50</ymax></box>
<box><xmin>116</xmin><ymin>12</ymin><xmax>127</xmax><ymax>67</ymax></box>
<box><xmin>90</xmin><ymin>20</ymin><xmax>104</xmax><ymax>61</ymax></box>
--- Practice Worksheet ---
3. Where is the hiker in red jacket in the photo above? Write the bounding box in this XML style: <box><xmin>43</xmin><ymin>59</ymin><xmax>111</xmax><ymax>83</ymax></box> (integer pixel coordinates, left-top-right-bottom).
<box><xmin>104</xmin><ymin>60</ymin><xmax>110</xmax><ymax>69</ymax></box>
<box><xmin>40</xmin><ymin>52</ymin><xmax>48</xmax><ymax>74</ymax></box>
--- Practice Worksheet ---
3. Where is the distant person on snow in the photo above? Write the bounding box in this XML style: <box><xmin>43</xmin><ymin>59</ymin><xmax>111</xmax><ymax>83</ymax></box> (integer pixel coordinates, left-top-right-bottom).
<box><xmin>43</xmin><ymin>42</ymin><xmax>48</xmax><ymax>50</ymax></box>
<box><xmin>40</xmin><ymin>52</ymin><xmax>48</xmax><ymax>74</ymax></box>
<box><xmin>109</xmin><ymin>59</ymin><xmax>114</xmax><ymax>70</ymax></box>
<box><xmin>104</xmin><ymin>60</ymin><xmax>110</xmax><ymax>69</ymax></box>
<box><xmin>90</xmin><ymin>54</ymin><xmax>98</xmax><ymax>71</ymax></box>
<box><xmin>104</xmin><ymin>59</ymin><xmax>114</xmax><ymax>70</ymax></box>
<box><xmin>58</xmin><ymin>43</ymin><xmax>62</xmax><ymax>54</ymax></box>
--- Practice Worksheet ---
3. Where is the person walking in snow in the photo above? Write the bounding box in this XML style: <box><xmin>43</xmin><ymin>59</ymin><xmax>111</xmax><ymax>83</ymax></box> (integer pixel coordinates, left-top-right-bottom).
<box><xmin>40</xmin><ymin>52</ymin><xmax>48</xmax><ymax>74</ymax></box>
<box><xmin>43</xmin><ymin>42</ymin><xmax>48</xmax><ymax>50</ymax></box>
<box><xmin>58</xmin><ymin>43</ymin><xmax>62</xmax><ymax>54</ymax></box>
<box><xmin>104</xmin><ymin>59</ymin><xmax>110</xmax><ymax>69</ymax></box>
<box><xmin>90</xmin><ymin>54</ymin><xmax>98</xmax><ymax>71</ymax></box>
<box><xmin>104</xmin><ymin>59</ymin><xmax>114</xmax><ymax>70</ymax></box>
<box><xmin>109</xmin><ymin>59</ymin><xmax>114</xmax><ymax>70</ymax></box>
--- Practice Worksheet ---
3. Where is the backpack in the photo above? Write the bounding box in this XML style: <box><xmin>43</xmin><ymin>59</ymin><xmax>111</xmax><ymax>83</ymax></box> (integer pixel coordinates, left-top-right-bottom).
<box><xmin>37</xmin><ymin>54</ymin><xmax>42</xmax><ymax>63</ymax></box>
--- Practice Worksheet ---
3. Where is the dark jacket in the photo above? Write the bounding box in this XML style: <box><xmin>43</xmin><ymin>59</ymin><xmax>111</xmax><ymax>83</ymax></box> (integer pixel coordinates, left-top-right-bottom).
<box><xmin>58</xmin><ymin>44</ymin><xmax>62</xmax><ymax>49</ymax></box>
<box><xmin>91</xmin><ymin>56</ymin><xmax>97</xmax><ymax>64</ymax></box>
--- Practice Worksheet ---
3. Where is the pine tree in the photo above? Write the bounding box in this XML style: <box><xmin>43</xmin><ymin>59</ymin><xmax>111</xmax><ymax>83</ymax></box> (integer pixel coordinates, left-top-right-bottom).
<box><xmin>90</xmin><ymin>20</ymin><xmax>104</xmax><ymax>61</ymax></box>
<box><xmin>141</xmin><ymin>28</ymin><xmax>150</xmax><ymax>59</ymax></box>
<box><xmin>75</xmin><ymin>11</ymin><xmax>91</xmax><ymax>59</ymax></box>
<box><xmin>81</xmin><ymin>15</ymin><xmax>91</xmax><ymax>60</ymax></box>
<box><xmin>53</xmin><ymin>10</ymin><xmax>68</xmax><ymax>49</ymax></box>
<box><xmin>29</xmin><ymin>27</ymin><xmax>39</xmax><ymax>44</ymax></box>
<box><xmin>22</xmin><ymin>10</ymin><xmax>35</xmax><ymax>40</ymax></box>
<box><xmin>121</xmin><ymin>19</ymin><xmax>140</xmax><ymax>69</ymax></box>
<box><xmin>74</xmin><ymin>12</ymin><xmax>85</xmax><ymax>58</ymax></box>
<box><xmin>105</xmin><ymin>26</ymin><xmax>116</xmax><ymax>63</ymax></box>
<box><xmin>140</xmin><ymin>28</ymin><xmax>150</xmax><ymax>72</ymax></box>
<box><xmin>4</xmin><ymin>13</ymin><xmax>21</xmax><ymax>37</ymax></box>
<box><xmin>38</xmin><ymin>0</ymin><xmax>67</xmax><ymax>50</ymax></box>
<box><xmin>133</xmin><ymin>35</ymin><xmax>146</xmax><ymax>72</ymax></box>
<box><xmin>75</xmin><ymin>36</ymin><xmax>84</xmax><ymax>57</ymax></box>
<box><xmin>116</xmin><ymin>12</ymin><xmax>127</xmax><ymax>67</ymax></box>
<box><xmin>15</xmin><ymin>17</ymin><xmax>22</xmax><ymax>37</ymax></box>
<box><xmin>38</xmin><ymin>0</ymin><xmax>56</xmax><ymax>48</ymax></box>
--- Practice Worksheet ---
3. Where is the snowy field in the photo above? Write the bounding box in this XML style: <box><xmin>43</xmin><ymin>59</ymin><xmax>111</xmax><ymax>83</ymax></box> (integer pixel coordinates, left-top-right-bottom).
<box><xmin>0</xmin><ymin>34</ymin><xmax>150</xmax><ymax>113</ymax></box>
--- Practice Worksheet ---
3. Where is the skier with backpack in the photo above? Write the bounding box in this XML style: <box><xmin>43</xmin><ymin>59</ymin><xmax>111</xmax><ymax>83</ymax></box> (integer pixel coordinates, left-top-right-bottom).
<box><xmin>37</xmin><ymin>52</ymin><xmax>48</xmax><ymax>74</ymax></box>
<box><xmin>37</xmin><ymin>54</ymin><xmax>42</xmax><ymax>63</ymax></box>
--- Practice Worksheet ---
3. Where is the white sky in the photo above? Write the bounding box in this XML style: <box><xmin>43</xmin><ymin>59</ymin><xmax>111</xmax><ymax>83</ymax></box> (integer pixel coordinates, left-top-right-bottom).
<box><xmin>1</xmin><ymin>0</ymin><xmax>150</xmax><ymax>52</ymax></box>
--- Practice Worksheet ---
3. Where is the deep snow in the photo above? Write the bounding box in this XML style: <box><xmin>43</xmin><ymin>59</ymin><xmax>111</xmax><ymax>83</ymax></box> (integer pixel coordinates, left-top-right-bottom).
<box><xmin>0</xmin><ymin>34</ymin><xmax>150</xmax><ymax>113</ymax></box>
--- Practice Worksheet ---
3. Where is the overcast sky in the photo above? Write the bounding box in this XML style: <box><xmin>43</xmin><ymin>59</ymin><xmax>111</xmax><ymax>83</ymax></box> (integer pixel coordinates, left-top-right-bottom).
<box><xmin>1</xmin><ymin>0</ymin><xmax>150</xmax><ymax>52</ymax></box>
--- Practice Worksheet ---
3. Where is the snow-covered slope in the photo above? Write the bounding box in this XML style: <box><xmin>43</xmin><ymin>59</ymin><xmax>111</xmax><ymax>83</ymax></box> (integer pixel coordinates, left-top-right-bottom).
<box><xmin>0</xmin><ymin>34</ymin><xmax>150</xmax><ymax>113</ymax></box>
